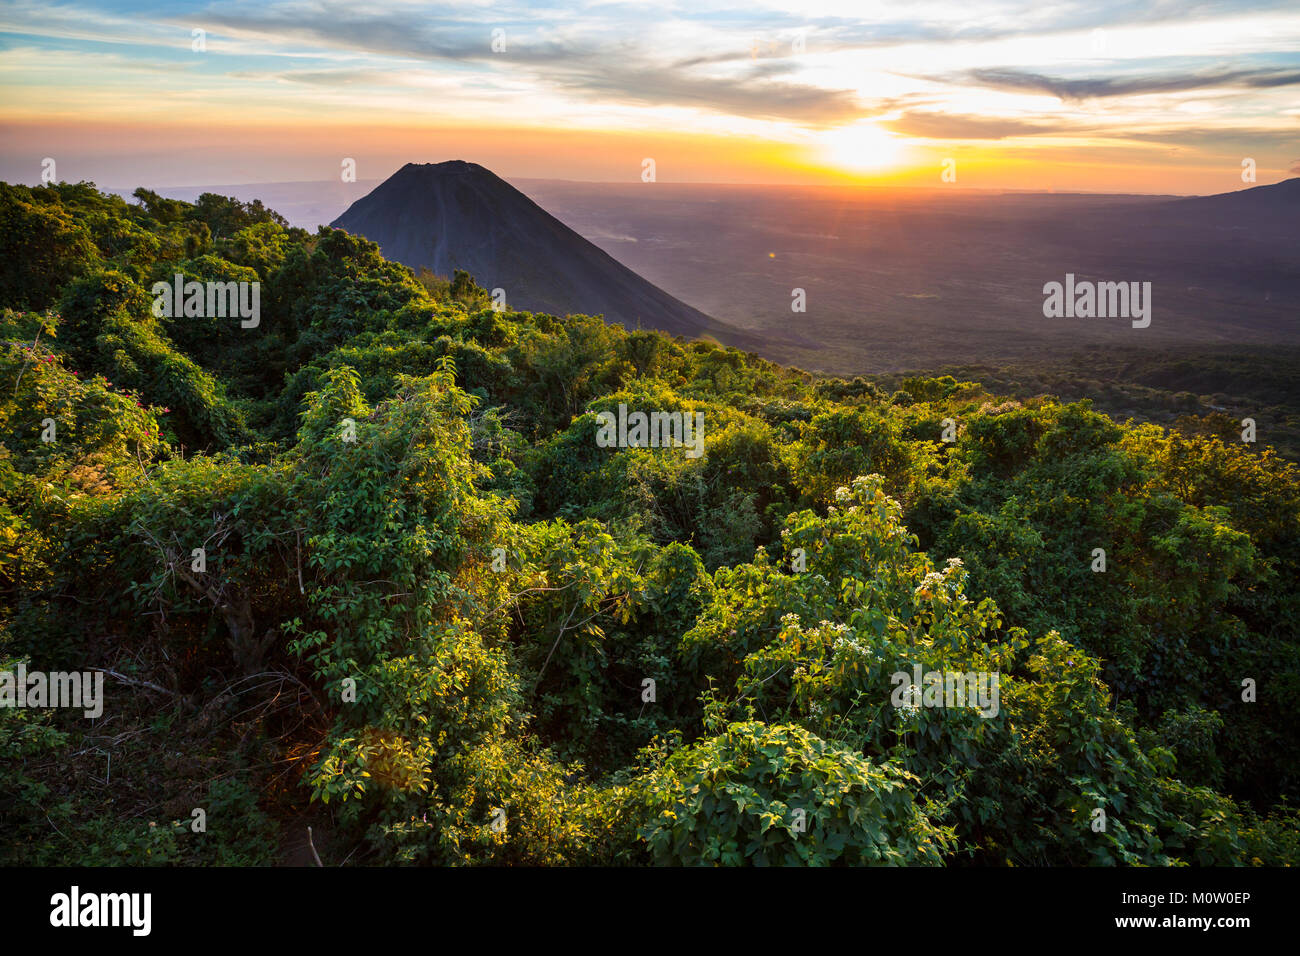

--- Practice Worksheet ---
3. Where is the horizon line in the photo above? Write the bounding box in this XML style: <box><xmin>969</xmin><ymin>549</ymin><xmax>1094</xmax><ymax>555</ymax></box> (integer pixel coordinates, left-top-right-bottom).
<box><xmin>82</xmin><ymin>175</ymin><xmax>1299</xmax><ymax>201</ymax></box>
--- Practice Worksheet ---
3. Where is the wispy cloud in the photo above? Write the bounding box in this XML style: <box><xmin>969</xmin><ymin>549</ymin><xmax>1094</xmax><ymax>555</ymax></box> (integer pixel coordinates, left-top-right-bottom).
<box><xmin>886</xmin><ymin>111</ymin><xmax>1083</xmax><ymax>139</ymax></box>
<box><xmin>955</xmin><ymin>65</ymin><xmax>1300</xmax><ymax>101</ymax></box>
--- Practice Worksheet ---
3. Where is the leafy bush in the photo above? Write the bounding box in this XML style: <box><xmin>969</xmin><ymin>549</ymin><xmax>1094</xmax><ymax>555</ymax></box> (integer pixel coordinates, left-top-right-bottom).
<box><xmin>634</xmin><ymin>721</ymin><xmax>951</xmax><ymax>865</ymax></box>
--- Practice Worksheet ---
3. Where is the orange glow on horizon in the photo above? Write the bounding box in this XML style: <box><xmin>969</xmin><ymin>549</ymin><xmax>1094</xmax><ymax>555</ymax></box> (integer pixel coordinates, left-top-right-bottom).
<box><xmin>2</xmin><ymin>114</ymin><xmax>1293</xmax><ymax>197</ymax></box>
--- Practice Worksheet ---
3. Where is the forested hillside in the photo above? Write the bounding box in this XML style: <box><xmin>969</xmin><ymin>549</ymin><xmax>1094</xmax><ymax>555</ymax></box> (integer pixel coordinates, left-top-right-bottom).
<box><xmin>882</xmin><ymin>349</ymin><xmax>1300</xmax><ymax>462</ymax></box>
<box><xmin>2</xmin><ymin>181</ymin><xmax>1297</xmax><ymax>866</ymax></box>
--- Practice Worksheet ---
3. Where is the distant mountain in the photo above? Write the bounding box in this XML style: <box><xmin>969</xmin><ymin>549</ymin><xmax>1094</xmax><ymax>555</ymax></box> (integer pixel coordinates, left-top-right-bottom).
<box><xmin>331</xmin><ymin>161</ymin><xmax>768</xmax><ymax>346</ymax></box>
<box><xmin>1158</xmin><ymin>177</ymin><xmax>1300</xmax><ymax>234</ymax></box>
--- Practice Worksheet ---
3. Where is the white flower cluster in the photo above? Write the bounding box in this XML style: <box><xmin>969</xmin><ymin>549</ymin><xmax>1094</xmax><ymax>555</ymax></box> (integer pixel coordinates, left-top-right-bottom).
<box><xmin>915</xmin><ymin>570</ymin><xmax>946</xmax><ymax>595</ymax></box>
<box><xmin>915</xmin><ymin>557</ymin><xmax>968</xmax><ymax>601</ymax></box>
<box><xmin>832</xmin><ymin>629</ymin><xmax>883</xmax><ymax>665</ymax></box>
<box><xmin>830</xmin><ymin>631</ymin><xmax>882</xmax><ymax>665</ymax></box>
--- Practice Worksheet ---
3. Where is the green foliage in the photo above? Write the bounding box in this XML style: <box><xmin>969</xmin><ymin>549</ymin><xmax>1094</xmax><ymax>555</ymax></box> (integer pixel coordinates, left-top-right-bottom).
<box><xmin>1</xmin><ymin>182</ymin><xmax>1296</xmax><ymax>866</ymax></box>
<box><xmin>0</xmin><ymin>184</ymin><xmax>100</xmax><ymax>310</ymax></box>
<box><xmin>635</xmin><ymin>721</ymin><xmax>950</xmax><ymax>865</ymax></box>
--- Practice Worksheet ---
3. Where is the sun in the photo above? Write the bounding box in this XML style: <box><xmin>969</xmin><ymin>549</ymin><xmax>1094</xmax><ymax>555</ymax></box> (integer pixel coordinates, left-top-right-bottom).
<box><xmin>818</xmin><ymin>122</ymin><xmax>906</xmax><ymax>172</ymax></box>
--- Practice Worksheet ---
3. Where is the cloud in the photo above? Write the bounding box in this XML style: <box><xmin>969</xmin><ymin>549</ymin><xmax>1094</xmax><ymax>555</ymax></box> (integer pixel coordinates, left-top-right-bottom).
<box><xmin>886</xmin><ymin>111</ymin><xmax>1081</xmax><ymax>139</ymax></box>
<box><xmin>1122</xmin><ymin>128</ymin><xmax>1300</xmax><ymax>150</ymax></box>
<box><xmin>233</xmin><ymin>69</ymin><xmax>384</xmax><ymax>87</ymax></box>
<box><xmin>188</xmin><ymin>3</ymin><xmax>873</xmax><ymax>123</ymax></box>
<box><xmin>954</xmin><ymin>66</ymin><xmax>1300</xmax><ymax>101</ymax></box>
<box><xmin>193</xmin><ymin>2</ymin><xmax>582</xmax><ymax>64</ymax></box>
<box><xmin>545</xmin><ymin>61</ymin><xmax>870</xmax><ymax>124</ymax></box>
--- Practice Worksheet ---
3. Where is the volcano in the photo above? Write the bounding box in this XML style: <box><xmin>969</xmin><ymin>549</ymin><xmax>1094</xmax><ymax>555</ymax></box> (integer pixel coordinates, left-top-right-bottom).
<box><xmin>331</xmin><ymin>160</ymin><xmax>760</xmax><ymax>345</ymax></box>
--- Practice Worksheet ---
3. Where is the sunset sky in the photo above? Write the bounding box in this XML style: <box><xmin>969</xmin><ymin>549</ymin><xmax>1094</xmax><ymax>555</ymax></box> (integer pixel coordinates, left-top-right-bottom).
<box><xmin>1</xmin><ymin>0</ymin><xmax>1297</xmax><ymax>193</ymax></box>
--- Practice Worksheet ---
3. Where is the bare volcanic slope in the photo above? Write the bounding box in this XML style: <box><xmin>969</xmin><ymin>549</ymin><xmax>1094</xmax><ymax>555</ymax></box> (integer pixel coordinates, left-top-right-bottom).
<box><xmin>331</xmin><ymin>161</ymin><xmax>767</xmax><ymax>346</ymax></box>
